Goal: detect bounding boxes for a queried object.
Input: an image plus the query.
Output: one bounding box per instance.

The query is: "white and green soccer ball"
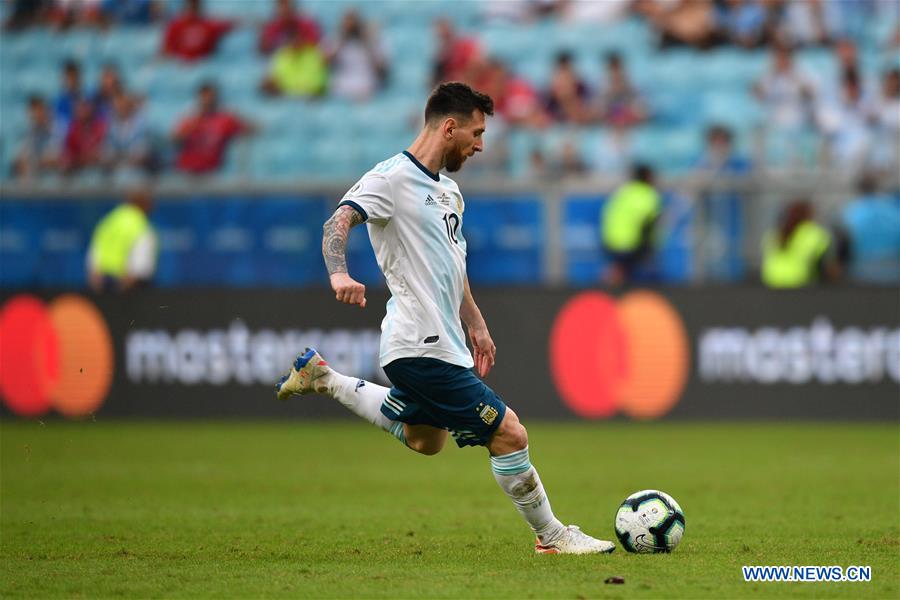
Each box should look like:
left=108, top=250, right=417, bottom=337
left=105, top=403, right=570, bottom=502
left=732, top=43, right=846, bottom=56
left=614, top=490, right=685, bottom=553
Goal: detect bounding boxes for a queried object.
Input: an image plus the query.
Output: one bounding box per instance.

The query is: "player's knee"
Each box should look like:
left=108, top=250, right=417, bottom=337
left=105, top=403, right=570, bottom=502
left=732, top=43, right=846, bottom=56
left=508, top=423, right=528, bottom=450
left=408, top=437, right=443, bottom=456
left=498, top=409, right=528, bottom=450
left=405, top=427, right=447, bottom=456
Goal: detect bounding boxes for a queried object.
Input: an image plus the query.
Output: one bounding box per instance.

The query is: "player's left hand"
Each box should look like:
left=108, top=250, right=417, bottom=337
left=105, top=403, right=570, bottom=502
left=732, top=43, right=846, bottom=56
left=468, top=326, right=496, bottom=378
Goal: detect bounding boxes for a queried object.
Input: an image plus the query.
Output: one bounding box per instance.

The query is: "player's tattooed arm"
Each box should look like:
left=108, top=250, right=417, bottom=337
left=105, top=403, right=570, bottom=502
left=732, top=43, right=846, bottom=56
left=322, top=205, right=365, bottom=275
left=323, top=205, right=368, bottom=308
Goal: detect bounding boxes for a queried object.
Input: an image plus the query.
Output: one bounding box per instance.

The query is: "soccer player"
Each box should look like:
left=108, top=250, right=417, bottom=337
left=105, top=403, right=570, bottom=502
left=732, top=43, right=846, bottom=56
left=276, top=82, right=614, bottom=554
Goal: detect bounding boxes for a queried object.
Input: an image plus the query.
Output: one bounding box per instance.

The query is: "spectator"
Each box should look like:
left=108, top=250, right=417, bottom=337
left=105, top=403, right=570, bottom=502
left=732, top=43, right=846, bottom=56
left=259, top=0, right=320, bottom=55
left=753, top=42, right=815, bottom=130
left=260, top=26, right=327, bottom=97
left=48, top=0, right=104, bottom=28
left=91, top=63, right=125, bottom=122
left=87, top=188, right=157, bottom=293
left=54, top=59, right=84, bottom=127
left=696, top=125, right=751, bottom=174
left=550, top=140, right=589, bottom=178
left=60, top=99, right=107, bottom=174
left=529, top=147, right=548, bottom=176
left=173, top=82, right=252, bottom=174
left=636, top=0, right=721, bottom=49
left=694, top=125, right=752, bottom=281
left=593, top=52, right=648, bottom=128
left=761, top=199, right=839, bottom=288
left=816, top=70, right=871, bottom=171
left=13, top=95, right=60, bottom=179
left=601, top=164, right=661, bottom=286
left=834, top=37, right=859, bottom=81
left=545, top=51, right=591, bottom=124
left=480, top=0, right=536, bottom=23
left=718, top=0, right=769, bottom=48
left=840, top=173, right=900, bottom=284
left=432, top=18, right=483, bottom=86
left=4, top=0, right=52, bottom=30
left=557, top=0, right=631, bottom=24
left=324, top=10, right=388, bottom=102
left=477, top=58, right=548, bottom=128
left=869, top=68, right=900, bottom=171
left=775, top=0, right=838, bottom=47
left=102, top=92, right=154, bottom=174
left=162, top=0, right=232, bottom=62
left=100, top=0, right=165, bottom=25
left=815, top=37, right=867, bottom=104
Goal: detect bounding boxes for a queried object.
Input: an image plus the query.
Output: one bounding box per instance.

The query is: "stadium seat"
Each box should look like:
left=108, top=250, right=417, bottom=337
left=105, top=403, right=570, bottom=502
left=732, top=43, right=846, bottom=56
left=217, top=26, right=258, bottom=60
left=629, top=126, right=703, bottom=174
left=206, top=0, right=271, bottom=22
left=97, top=27, right=160, bottom=66
left=702, top=92, right=765, bottom=132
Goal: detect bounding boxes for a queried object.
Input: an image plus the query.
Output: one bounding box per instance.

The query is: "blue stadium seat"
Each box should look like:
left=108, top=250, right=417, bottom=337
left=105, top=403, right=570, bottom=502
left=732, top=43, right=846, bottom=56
left=206, top=0, right=271, bottom=21
left=143, top=96, right=186, bottom=134
left=647, top=89, right=704, bottom=127
left=642, top=49, right=701, bottom=92
left=10, top=67, right=57, bottom=100
left=702, top=92, right=765, bottom=131
left=698, top=49, right=765, bottom=89
left=97, top=27, right=160, bottom=66
left=2, top=30, right=55, bottom=67
left=761, top=128, right=822, bottom=169
left=630, top=127, right=703, bottom=174
left=217, top=26, right=258, bottom=60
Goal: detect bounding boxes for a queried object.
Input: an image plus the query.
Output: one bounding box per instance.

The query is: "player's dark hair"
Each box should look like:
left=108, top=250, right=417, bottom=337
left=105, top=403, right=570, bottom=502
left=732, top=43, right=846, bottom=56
left=556, top=50, right=574, bottom=66
left=632, top=163, right=654, bottom=184
left=706, top=124, right=732, bottom=143
left=424, top=82, right=493, bottom=125
left=198, top=80, right=218, bottom=95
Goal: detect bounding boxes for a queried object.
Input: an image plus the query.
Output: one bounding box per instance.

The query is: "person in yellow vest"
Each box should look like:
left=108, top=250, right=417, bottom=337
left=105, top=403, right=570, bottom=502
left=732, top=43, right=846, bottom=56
left=87, top=188, right=157, bottom=293
left=601, top=163, right=660, bottom=286
left=761, top=200, right=841, bottom=288
left=260, top=25, right=327, bottom=97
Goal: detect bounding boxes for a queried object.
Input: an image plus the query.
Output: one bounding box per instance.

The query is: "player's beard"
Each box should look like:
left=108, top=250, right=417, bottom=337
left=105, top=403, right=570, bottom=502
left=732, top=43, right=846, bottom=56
left=445, top=146, right=465, bottom=172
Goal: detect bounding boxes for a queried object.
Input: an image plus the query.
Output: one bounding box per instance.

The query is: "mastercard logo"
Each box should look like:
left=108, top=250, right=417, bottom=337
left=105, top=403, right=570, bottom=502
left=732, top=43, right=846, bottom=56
left=550, top=291, right=689, bottom=419
left=0, top=294, right=113, bottom=417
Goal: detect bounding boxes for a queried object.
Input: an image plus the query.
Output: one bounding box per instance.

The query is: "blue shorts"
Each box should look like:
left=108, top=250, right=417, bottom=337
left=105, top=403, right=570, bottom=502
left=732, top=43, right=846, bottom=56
left=380, top=357, right=508, bottom=448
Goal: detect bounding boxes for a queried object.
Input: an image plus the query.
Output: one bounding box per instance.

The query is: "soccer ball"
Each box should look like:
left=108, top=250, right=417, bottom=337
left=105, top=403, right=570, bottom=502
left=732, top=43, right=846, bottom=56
left=614, top=490, right=685, bottom=553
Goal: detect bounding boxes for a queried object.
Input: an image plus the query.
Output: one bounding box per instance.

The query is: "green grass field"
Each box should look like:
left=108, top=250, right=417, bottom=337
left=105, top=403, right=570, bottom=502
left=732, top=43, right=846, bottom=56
left=1, top=421, right=897, bottom=598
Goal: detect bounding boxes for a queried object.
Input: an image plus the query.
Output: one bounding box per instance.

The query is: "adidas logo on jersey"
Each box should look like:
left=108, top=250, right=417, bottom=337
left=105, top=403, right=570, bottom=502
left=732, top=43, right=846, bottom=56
left=425, top=194, right=437, bottom=206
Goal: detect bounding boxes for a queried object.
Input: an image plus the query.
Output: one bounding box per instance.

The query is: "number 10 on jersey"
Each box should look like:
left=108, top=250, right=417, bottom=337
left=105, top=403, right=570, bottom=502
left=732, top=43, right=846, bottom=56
left=442, top=213, right=460, bottom=245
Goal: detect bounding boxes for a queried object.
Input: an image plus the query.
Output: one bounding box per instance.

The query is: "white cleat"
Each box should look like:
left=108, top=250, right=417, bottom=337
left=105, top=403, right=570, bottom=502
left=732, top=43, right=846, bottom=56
left=275, top=347, right=332, bottom=401
left=535, top=525, right=616, bottom=555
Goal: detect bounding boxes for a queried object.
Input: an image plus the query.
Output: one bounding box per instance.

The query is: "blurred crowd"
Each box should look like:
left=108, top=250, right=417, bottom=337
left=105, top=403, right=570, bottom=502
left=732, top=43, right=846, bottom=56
left=6, top=0, right=899, bottom=182
left=4, top=0, right=898, bottom=288
left=9, top=0, right=392, bottom=179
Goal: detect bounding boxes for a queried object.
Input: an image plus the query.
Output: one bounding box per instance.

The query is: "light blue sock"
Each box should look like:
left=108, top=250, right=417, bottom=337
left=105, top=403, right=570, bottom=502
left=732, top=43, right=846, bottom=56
left=491, top=446, right=565, bottom=543
left=388, top=421, right=407, bottom=445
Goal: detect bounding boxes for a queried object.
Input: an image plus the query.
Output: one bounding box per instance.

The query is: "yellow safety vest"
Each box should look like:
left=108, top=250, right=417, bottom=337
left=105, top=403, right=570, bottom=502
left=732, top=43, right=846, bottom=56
left=601, top=181, right=661, bottom=252
left=272, top=45, right=327, bottom=96
left=762, top=221, right=831, bottom=288
left=89, top=204, right=151, bottom=278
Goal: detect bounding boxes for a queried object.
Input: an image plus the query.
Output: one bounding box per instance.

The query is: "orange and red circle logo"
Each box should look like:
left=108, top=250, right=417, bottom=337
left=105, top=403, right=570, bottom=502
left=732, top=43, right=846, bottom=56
left=550, top=290, right=689, bottom=419
left=0, top=294, right=113, bottom=417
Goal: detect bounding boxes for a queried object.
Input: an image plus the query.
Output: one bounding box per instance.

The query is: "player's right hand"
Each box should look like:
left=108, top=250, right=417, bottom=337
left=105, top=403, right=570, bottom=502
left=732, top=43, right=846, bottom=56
left=330, top=272, right=367, bottom=308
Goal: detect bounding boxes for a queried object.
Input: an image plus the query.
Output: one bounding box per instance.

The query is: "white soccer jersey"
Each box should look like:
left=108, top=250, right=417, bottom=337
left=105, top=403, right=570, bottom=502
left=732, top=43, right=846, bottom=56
left=338, top=151, right=473, bottom=369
